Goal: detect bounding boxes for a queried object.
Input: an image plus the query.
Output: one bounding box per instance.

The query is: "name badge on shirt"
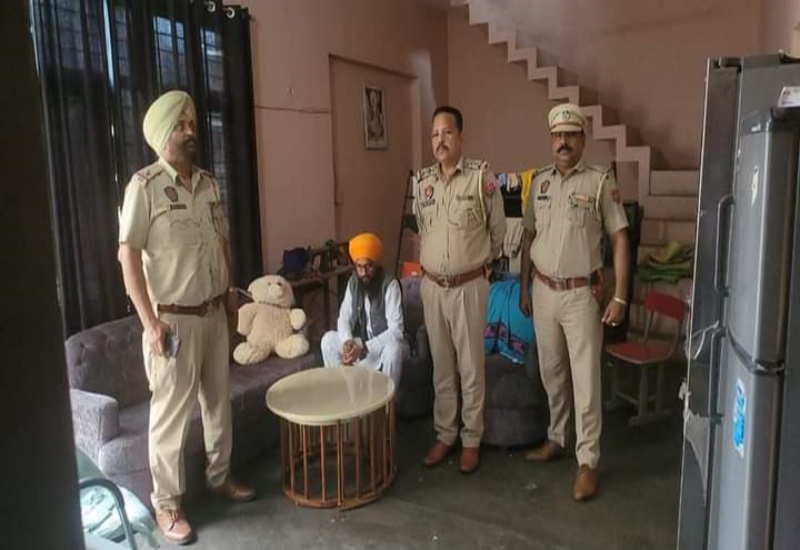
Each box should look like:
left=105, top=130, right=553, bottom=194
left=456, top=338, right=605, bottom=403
left=568, top=192, right=599, bottom=218
left=169, top=203, right=188, bottom=211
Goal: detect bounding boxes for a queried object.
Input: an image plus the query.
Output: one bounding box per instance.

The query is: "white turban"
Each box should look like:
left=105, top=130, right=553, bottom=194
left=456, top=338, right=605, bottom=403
left=142, top=90, right=196, bottom=154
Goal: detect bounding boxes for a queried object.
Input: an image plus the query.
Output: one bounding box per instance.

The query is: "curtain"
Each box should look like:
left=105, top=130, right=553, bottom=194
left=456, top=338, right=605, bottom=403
left=31, top=0, right=261, bottom=336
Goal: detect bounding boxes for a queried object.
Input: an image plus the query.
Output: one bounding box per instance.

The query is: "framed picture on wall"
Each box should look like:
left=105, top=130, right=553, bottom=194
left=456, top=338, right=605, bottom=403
left=363, top=85, right=387, bottom=149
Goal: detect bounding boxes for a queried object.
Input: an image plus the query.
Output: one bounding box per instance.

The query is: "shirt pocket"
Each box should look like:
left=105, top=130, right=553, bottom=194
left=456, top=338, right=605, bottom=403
left=567, top=204, right=588, bottom=227
left=450, top=199, right=483, bottom=230
left=534, top=199, right=552, bottom=230
left=207, top=200, right=228, bottom=239
left=167, top=206, right=201, bottom=245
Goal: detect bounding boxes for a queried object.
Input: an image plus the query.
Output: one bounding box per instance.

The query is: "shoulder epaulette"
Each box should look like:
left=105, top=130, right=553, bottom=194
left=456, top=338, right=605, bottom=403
left=586, top=164, right=611, bottom=175
left=416, top=165, right=438, bottom=181
left=462, top=158, right=487, bottom=171
left=197, top=167, right=215, bottom=179
left=533, top=164, right=555, bottom=178
left=132, top=162, right=164, bottom=186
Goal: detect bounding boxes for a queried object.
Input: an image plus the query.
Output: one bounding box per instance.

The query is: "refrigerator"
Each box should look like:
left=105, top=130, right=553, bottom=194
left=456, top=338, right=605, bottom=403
left=678, top=54, right=800, bottom=550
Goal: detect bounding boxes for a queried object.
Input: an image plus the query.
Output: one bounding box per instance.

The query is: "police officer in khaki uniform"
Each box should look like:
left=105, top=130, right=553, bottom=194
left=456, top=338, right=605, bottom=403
left=414, top=106, right=506, bottom=474
left=118, top=91, right=254, bottom=545
left=519, top=103, right=630, bottom=502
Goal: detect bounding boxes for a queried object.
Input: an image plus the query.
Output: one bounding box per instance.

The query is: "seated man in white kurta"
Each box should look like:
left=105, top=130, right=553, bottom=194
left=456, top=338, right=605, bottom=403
left=321, top=232, right=409, bottom=386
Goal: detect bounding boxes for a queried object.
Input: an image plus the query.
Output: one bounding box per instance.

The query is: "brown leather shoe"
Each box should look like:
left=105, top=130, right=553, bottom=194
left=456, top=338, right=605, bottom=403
left=212, top=478, right=256, bottom=502
left=156, top=508, right=195, bottom=545
left=423, top=440, right=454, bottom=467
left=524, top=440, right=565, bottom=462
left=573, top=465, right=599, bottom=501
left=460, top=446, right=480, bottom=474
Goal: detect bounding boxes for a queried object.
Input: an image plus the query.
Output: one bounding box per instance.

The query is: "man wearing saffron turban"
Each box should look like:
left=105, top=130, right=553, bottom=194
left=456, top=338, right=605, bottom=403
left=321, top=232, right=409, bottom=385
left=118, top=90, right=253, bottom=545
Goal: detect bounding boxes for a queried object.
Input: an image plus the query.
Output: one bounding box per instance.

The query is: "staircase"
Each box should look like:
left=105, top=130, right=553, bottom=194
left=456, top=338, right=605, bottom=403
left=449, top=0, right=698, bottom=323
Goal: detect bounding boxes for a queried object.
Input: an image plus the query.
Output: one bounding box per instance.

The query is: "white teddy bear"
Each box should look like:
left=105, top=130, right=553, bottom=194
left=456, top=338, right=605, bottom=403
left=233, top=274, right=310, bottom=364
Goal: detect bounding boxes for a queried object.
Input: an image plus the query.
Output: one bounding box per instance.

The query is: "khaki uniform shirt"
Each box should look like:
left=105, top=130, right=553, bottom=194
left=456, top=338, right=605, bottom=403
left=413, top=157, right=506, bottom=275
left=521, top=161, right=628, bottom=278
left=118, top=158, right=230, bottom=306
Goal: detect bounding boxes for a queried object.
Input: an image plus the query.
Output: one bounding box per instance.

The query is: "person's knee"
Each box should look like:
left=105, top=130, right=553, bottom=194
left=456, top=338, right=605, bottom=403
left=321, top=331, right=343, bottom=366
left=321, top=331, right=340, bottom=351
left=382, top=340, right=406, bottom=363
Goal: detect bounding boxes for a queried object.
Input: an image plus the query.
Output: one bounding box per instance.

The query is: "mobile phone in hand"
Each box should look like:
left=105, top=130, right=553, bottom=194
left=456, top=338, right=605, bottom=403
left=164, top=331, right=181, bottom=358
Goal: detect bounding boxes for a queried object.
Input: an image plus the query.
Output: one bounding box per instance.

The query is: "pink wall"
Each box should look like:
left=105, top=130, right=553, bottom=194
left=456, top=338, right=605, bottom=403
left=448, top=11, right=635, bottom=200
left=240, top=0, right=448, bottom=272
left=329, top=58, right=416, bottom=271
left=452, top=0, right=762, bottom=170
left=760, top=0, right=800, bottom=54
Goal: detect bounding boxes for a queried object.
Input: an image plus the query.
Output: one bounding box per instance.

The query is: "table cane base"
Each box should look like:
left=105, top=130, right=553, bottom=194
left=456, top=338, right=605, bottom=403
left=278, top=400, right=396, bottom=509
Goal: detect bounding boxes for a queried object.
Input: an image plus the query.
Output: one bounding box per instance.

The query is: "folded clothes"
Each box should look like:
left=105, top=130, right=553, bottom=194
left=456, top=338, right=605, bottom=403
left=503, top=221, right=525, bottom=259
left=638, top=240, right=694, bottom=283
left=484, top=276, right=535, bottom=364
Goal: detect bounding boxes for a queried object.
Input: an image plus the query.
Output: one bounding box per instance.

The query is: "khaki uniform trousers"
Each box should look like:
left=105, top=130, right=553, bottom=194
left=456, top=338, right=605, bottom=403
left=144, top=305, right=232, bottom=510
left=421, top=276, right=489, bottom=448
left=532, top=278, right=602, bottom=469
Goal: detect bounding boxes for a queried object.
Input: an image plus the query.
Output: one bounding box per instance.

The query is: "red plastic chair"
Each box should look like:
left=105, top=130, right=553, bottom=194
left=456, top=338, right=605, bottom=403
left=604, top=291, right=688, bottom=426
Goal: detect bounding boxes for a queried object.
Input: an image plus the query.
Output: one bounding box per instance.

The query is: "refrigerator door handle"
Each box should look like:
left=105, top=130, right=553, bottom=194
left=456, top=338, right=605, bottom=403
left=707, top=325, right=726, bottom=423
left=714, top=194, right=735, bottom=297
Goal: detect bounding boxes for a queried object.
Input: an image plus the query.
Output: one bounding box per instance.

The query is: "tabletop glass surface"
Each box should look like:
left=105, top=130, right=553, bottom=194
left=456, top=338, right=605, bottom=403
left=266, top=366, right=395, bottom=425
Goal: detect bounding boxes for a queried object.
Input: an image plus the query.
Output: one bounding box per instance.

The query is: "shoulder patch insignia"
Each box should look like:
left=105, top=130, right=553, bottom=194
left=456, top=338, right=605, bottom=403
left=611, top=188, right=621, bottom=204
left=484, top=180, right=497, bottom=196
left=164, top=186, right=179, bottom=202
left=541, top=180, right=550, bottom=194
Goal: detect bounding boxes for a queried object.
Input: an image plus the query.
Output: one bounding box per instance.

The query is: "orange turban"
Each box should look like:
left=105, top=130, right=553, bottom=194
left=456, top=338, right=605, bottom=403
left=349, top=232, right=383, bottom=263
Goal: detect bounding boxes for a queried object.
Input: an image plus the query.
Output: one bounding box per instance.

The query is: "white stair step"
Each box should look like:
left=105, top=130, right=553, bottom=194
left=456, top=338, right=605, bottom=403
left=593, top=124, right=627, bottom=142
left=641, top=219, right=697, bottom=245
left=641, top=196, right=698, bottom=221
left=508, top=45, right=537, bottom=65
left=549, top=84, right=580, bottom=104
left=487, top=22, right=515, bottom=46
left=528, top=65, right=557, bottom=83
left=650, top=170, right=699, bottom=196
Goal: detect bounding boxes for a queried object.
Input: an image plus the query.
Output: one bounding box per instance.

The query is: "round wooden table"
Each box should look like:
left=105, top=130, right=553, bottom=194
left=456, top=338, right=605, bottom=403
left=265, top=367, right=396, bottom=509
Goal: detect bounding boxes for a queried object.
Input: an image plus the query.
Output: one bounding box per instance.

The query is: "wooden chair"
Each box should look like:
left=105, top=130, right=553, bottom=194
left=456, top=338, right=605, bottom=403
left=604, top=291, right=688, bottom=426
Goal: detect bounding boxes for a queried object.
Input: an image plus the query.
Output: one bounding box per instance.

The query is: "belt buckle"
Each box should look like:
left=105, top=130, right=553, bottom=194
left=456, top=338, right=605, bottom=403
left=439, top=274, right=452, bottom=288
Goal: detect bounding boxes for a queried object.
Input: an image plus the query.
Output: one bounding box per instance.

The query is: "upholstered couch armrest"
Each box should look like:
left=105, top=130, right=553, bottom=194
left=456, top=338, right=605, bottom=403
left=69, top=388, right=120, bottom=462
left=414, top=325, right=430, bottom=359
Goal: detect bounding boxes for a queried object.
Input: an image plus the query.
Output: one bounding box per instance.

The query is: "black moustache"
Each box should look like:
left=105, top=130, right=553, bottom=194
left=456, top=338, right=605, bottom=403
left=558, top=145, right=572, bottom=153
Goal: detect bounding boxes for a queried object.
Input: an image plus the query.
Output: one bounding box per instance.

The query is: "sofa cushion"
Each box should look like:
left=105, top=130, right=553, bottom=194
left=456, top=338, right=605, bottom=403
left=99, top=399, right=206, bottom=477
left=229, top=352, right=320, bottom=425
left=66, top=316, right=150, bottom=408
left=400, top=276, right=424, bottom=339
left=482, top=348, right=549, bottom=447
left=98, top=351, right=319, bottom=477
